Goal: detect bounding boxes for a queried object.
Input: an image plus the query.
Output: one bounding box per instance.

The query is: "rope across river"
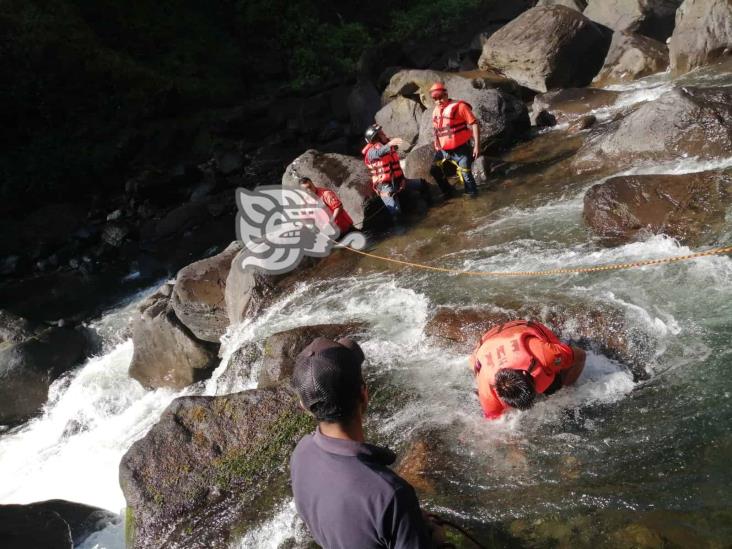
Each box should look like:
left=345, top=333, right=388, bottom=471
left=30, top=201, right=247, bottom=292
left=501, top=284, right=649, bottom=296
left=335, top=241, right=732, bottom=277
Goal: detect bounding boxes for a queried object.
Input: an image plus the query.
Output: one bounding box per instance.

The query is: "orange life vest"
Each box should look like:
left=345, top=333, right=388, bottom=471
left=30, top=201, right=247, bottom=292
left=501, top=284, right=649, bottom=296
left=432, top=100, right=473, bottom=150
left=361, top=143, right=405, bottom=191
left=471, top=320, right=567, bottom=418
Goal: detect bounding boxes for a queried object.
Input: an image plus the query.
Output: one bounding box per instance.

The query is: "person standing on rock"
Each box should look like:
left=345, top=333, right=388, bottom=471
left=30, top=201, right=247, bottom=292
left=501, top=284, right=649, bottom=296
left=469, top=320, right=586, bottom=419
left=429, top=82, right=480, bottom=198
left=290, top=337, right=442, bottom=548
left=299, top=177, right=354, bottom=236
left=362, top=124, right=432, bottom=222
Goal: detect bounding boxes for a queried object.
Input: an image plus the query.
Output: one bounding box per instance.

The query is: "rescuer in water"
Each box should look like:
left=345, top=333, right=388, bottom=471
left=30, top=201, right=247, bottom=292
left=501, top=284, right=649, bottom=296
left=469, top=320, right=587, bottom=419
left=361, top=124, right=432, bottom=222
left=429, top=82, right=481, bottom=198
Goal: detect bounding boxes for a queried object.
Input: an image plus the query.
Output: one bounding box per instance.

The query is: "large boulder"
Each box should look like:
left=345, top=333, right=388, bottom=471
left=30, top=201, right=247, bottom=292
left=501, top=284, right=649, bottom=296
left=382, top=69, right=529, bottom=106
left=425, top=303, right=654, bottom=379
left=0, top=327, right=87, bottom=425
left=478, top=6, right=611, bottom=93
left=584, top=0, right=683, bottom=41
left=129, top=290, right=218, bottom=389
left=583, top=170, right=731, bottom=245
left=171, top=242, right=242, bottom=343
left=224, top=248, right=281, bottom=326
left=258, top=323, right=366, bottom=389
left=0, top=500, right=118, bottom=549
left=592, top=31, right=669, bottom=87
left=536, top=0, right=587, bottom=10
left=531, top=88, right=620, bottom=125
left=573, top=87, right=732, bottom=175
left=374, top=97, right=425, bottom=147
left=0, top=504, right=72, bottom=549
left=669, top=0, right=732, bottom=75
left=119, top=386, right=313, bottom=548
left=282, top=149, right=388, bottom=231
left=348, top=80, right=381, bottom=134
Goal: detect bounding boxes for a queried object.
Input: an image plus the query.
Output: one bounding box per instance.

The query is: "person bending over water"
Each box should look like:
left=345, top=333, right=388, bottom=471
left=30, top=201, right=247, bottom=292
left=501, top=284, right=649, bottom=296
left=469, top=320, right=586, bottom=419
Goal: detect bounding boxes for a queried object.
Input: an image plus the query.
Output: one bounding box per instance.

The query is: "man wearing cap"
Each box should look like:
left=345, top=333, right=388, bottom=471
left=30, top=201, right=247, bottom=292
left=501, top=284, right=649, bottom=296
left=429, top=82, right=481, bottom=198
left=290, top=337, right=437, bottom=548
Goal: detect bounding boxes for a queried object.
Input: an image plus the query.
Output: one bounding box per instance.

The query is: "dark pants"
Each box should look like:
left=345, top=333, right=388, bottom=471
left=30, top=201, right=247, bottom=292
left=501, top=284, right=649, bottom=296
left=430, top=142, right=478, bottom=196
left=376, top=178, right=431, bottom=218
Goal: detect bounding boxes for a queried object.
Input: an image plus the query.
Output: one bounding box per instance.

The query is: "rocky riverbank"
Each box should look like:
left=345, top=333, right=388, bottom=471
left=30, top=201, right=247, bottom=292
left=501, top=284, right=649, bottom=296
left=2, top=1, right=731, bottom=547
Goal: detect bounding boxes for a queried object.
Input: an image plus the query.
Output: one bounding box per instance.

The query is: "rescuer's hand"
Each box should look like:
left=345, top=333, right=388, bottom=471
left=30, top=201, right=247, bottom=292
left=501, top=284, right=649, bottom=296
left=388, top=137, right=407, bottom=149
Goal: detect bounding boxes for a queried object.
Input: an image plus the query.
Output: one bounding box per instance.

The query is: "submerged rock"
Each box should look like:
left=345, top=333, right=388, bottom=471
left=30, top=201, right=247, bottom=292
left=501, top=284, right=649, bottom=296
left=171, top=242, right=241, bottom=343
left=583, top=170, right=732, bottom=246
left=592, top=31, right=669, bottom=87
left=669, top=0, right=732, bottom=75
left=129, top=292, right=218, bottom=390
left=281, top=149, right=389, bottom=232
left=0, top=327, right=87, bottom=425
left=531, top=88, right=620, bottom=125
left=478, top=6, right=611, bottom=93
left=583, top=0, right=682, bottom=41
left=425, top=303, right=653, bottom=380
left=573, top=87, right=732, bottom=175
left=119, top=386, right=313, bottom=548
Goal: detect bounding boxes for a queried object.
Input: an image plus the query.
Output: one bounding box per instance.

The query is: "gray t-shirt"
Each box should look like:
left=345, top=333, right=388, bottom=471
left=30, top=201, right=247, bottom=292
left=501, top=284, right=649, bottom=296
left=290, top=428, right=432, bottom=548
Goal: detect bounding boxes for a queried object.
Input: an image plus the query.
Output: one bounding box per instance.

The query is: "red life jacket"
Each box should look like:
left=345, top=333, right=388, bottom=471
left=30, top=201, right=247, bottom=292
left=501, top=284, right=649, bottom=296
left=361, top=143, right=405, bottom=191
left=432, top=100, right=473, bottom=150
left=470, top=320, right=568, bottom=418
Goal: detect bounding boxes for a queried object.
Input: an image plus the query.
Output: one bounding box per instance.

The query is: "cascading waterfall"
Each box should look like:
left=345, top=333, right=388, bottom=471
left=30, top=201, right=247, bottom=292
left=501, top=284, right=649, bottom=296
left=1, top=66, right=731, bottom=548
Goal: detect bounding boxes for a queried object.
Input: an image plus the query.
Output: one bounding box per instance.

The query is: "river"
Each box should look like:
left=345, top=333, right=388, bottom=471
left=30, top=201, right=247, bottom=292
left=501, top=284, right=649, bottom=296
left=1, top=63, right=731, bottom=548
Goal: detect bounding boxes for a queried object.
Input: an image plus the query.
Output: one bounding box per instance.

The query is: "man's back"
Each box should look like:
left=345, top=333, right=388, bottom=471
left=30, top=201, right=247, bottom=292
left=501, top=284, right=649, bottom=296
left=290, top=428, right=430, bottom=549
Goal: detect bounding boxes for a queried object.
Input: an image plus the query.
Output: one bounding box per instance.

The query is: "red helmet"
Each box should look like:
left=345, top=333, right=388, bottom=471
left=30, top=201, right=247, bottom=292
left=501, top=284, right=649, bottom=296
left=429, top=82, right=447, bottom=97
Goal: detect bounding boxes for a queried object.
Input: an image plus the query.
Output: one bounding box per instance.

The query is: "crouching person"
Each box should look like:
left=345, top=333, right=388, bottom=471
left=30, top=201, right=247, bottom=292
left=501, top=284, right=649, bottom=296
left=290, top=337, right=441, bottom=548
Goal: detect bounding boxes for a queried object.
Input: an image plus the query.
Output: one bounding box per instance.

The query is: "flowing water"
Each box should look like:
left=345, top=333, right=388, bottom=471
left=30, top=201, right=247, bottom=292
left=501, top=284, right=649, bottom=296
left=1, top=64, right=731, bottom=548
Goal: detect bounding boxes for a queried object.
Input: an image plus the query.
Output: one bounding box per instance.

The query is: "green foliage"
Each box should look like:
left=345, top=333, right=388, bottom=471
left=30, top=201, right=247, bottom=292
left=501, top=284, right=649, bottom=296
left=386, top=0, right=483, bottom=41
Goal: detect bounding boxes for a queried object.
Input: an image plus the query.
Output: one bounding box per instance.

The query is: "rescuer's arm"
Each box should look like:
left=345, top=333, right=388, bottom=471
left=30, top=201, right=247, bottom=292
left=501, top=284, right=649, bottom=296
left=560, top=347, right=586, bottom=387
left=471, top=122, right=480, bottom=160
left=387, top=137, right=407, bottom=149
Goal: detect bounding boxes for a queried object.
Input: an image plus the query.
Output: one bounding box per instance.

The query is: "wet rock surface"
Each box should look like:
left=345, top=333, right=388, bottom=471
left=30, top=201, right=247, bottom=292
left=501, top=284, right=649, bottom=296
left=573, top=86, right=732, bottom=175
left=119, top=385, right=313, bottom=548
left=592, top=31, right=669, bottom=87
left=478, top=6, right=611, bottom=93
left=669, top=0, right=732, bottom=75
left=224, top=250, right=283, bottom=326
left=129, top=290, right=218, bottom=390
left=0, top=499, right=119, bottom=547
left=531, top=88, right=620, bottom=125
left=171, top=242, right=242, bottom=343
left=583, top=170, right=732, bottom=246
left=0, top=326, right=87, bottom=425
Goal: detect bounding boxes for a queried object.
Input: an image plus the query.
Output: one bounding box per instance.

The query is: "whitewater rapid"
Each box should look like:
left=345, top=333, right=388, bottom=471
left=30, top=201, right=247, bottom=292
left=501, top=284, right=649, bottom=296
left=1, top=69, right=731, bottom=548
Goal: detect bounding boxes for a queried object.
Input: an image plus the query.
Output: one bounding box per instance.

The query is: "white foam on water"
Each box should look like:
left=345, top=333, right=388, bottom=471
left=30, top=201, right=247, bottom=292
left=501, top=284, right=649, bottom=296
left=232, top=500, right=307, bottom=549
left=0, top=340, right=180, bottom=511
